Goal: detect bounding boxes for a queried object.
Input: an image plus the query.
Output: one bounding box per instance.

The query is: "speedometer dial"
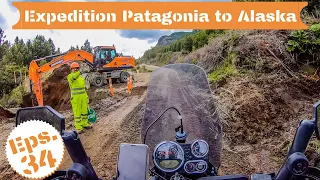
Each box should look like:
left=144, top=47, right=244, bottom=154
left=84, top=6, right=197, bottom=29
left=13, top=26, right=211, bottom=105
left=153, top=141, right=184, bottom=173
left=191, top=140, right=209, bottom=158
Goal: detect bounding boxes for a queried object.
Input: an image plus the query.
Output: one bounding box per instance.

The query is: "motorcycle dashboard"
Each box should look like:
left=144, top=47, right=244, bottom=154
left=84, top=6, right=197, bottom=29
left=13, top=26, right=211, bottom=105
left=153, top=140, right=210, bottom=174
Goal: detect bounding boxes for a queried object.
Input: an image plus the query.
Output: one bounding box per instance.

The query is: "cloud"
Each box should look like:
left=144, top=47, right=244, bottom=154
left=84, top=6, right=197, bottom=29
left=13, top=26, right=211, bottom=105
left=0, top=13, right=7, bottom=30
left=116, top=30, right=183, bottom=43
left=7, top=0, right=63, bottom=11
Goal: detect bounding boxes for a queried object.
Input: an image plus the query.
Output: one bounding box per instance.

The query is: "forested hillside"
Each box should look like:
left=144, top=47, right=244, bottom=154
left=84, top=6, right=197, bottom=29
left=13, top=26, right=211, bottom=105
left=138, top=4, right=320, bottom=84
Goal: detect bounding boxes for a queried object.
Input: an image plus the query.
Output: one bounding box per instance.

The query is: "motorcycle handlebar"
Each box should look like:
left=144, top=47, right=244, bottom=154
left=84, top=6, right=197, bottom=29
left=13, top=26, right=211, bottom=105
left=62, top=131, right=101, bottom=180
left=275, top=152, right=309, bottom=180
left=46, top=119, right=317, bottom=180
left=274, top=119, right=315, bottom=180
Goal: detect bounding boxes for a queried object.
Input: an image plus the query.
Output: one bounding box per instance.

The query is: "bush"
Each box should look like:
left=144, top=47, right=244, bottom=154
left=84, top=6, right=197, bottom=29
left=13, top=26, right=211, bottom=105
left=286, top=23, right=320, bottom=66
left=0, top=85, right=26, bottom=108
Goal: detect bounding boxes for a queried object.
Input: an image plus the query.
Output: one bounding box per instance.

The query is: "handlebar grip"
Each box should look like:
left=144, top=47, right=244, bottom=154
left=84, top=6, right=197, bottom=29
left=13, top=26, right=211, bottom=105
left=276, top=150, right=309, bottom=179
left=275, top=163, right=292, bottom=180
left=63, top=131, right=88, bottom=163
left=287, top=120, right=315, bottom=156
left=62, top=131, right=100, bottom=180
left=275, top=119, right=314, bottom=180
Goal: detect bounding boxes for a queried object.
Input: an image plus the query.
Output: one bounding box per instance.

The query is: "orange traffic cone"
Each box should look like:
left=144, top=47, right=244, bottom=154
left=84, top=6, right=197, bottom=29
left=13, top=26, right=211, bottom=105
left=127, top=74, right=133, bottom=94
left=109, top=78, right=114, bottom=96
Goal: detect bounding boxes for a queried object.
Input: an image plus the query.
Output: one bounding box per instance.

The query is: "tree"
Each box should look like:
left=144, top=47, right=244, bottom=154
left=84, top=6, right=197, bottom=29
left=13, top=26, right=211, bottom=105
left=194, top=31, right=208, bottom=49
left=56, top=47, right=61, bottom=54
left=183, top=36, right=193, bottom=52
left=0, top=28, right=6, bottom=45
left=0, top=28, right=7, bottom=59
left=48, top=38, right=56, bottom=55
left=76, top=45, right=79, bottom=50
left=31, top=35, right=51, bottom=59
left=0, top=33, right=67, bottom=101
left=69, top=46, right=76, bottom=51
left=81, top=39, right=92, bottom=53
left=14, top=36, right=19, bottom=44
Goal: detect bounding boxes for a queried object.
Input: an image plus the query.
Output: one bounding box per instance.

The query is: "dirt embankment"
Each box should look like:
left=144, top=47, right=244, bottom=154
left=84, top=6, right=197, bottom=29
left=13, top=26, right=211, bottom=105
left=174, top=30, right=320, bottom=175
left=215, top=75, right=320, bottom=175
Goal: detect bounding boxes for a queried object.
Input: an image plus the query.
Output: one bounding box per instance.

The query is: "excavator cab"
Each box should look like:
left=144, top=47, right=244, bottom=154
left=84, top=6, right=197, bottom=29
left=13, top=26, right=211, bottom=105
left=93, top=45, right=117, bottom=69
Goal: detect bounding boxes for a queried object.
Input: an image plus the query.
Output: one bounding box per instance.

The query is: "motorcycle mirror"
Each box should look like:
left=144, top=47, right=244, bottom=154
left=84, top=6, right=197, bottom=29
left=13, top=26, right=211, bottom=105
left=313, top=101, right=320, bottom=140
left=15, top=106, right=65, bottom=135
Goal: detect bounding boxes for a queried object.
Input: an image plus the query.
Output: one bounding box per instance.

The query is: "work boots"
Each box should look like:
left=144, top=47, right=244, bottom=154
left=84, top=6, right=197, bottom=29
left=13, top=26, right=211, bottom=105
left=77, top=129, right=84, bottom=134
left=75, top=124, right=93, bottom=134
left=84, top=125, right=93, bottom=129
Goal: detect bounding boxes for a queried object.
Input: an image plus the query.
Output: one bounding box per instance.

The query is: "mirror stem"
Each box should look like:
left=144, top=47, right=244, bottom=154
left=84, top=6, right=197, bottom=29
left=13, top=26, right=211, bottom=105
left=179, top=115, right=183, bottom=133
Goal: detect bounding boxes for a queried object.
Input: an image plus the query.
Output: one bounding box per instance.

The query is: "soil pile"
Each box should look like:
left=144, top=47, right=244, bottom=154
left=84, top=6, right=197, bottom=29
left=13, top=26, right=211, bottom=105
left=216, top=75, right=320, bottom=145
left=22, top=64, right=72, bottom=111
left=0, top=106, right=15, bottom=118
left=42, top=64, right=71, bottom=111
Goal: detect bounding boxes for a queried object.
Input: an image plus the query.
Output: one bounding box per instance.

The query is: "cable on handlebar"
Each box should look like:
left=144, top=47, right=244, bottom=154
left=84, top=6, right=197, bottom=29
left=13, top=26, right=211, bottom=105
left=143, top=107, right=181, bottom=144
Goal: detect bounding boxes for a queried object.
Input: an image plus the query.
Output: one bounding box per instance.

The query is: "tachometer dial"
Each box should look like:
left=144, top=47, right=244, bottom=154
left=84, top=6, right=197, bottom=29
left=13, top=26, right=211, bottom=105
left=153, top=141, right=184, bottom=173
left=191, top=140, right=209, bottom=158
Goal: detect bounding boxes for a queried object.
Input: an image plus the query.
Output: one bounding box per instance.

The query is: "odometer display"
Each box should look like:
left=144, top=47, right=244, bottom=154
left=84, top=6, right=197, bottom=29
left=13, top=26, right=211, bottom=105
left=159, top=160, right=180, bottom=169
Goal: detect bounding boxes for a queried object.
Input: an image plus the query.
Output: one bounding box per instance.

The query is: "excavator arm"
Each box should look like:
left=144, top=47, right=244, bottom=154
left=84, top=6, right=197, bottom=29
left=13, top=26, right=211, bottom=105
left=29, top=50, right=94, bottom=106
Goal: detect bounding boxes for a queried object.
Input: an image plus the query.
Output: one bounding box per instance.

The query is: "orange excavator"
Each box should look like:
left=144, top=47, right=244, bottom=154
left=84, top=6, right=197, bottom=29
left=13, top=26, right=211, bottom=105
left=29, top=45, right=136, bottom=106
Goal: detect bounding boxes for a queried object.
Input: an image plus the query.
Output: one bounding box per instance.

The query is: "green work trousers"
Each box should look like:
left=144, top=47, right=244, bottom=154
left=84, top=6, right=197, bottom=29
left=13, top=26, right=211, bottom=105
left=71, top=91, right=90, bottom=130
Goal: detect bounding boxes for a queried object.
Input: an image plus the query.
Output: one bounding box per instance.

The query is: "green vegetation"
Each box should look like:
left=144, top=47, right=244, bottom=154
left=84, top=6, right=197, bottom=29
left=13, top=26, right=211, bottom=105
left=286, top=24, right=320, bottom=67
left=138, top=0, right=320, bottom=82
left=139, top=30, right=226, bottom=66
left=156, top=31, right=199, bottom=46
left=208, top=52, right=237, bottom=83
left=0, top=85, right=26, bottom=107
left=139, top=22, right=320, bottom=86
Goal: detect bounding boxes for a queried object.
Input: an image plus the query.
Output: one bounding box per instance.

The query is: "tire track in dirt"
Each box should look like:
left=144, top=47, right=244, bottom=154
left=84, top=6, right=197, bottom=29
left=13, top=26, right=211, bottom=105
left=59, top=75, right=149, bottom=179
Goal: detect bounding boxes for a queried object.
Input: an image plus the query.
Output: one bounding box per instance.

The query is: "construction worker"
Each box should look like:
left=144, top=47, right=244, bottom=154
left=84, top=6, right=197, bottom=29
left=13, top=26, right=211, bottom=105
left=67, top=62, right=92, bottom=133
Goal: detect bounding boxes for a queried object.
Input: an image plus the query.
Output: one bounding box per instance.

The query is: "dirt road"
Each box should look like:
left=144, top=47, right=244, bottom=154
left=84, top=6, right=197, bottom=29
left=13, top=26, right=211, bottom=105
left=0, top=71, right=151, bottom=180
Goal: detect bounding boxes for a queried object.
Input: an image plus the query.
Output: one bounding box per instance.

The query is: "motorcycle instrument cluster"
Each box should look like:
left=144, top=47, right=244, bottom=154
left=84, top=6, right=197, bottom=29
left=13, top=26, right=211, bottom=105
left=154, top=141, right=185, bottom=173
left=191, top=140, right=209, bottom=158
left=153, top=140, right=210, bottom=175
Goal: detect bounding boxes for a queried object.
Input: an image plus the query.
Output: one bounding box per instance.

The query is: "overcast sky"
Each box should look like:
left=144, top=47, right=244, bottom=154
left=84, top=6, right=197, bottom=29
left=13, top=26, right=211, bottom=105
left=0, top=0, right=231, bottom=58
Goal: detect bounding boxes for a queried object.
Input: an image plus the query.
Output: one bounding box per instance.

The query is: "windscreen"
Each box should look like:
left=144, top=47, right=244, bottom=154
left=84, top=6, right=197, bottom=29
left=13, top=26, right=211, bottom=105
left=141, top=63, right=222, bottom=169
